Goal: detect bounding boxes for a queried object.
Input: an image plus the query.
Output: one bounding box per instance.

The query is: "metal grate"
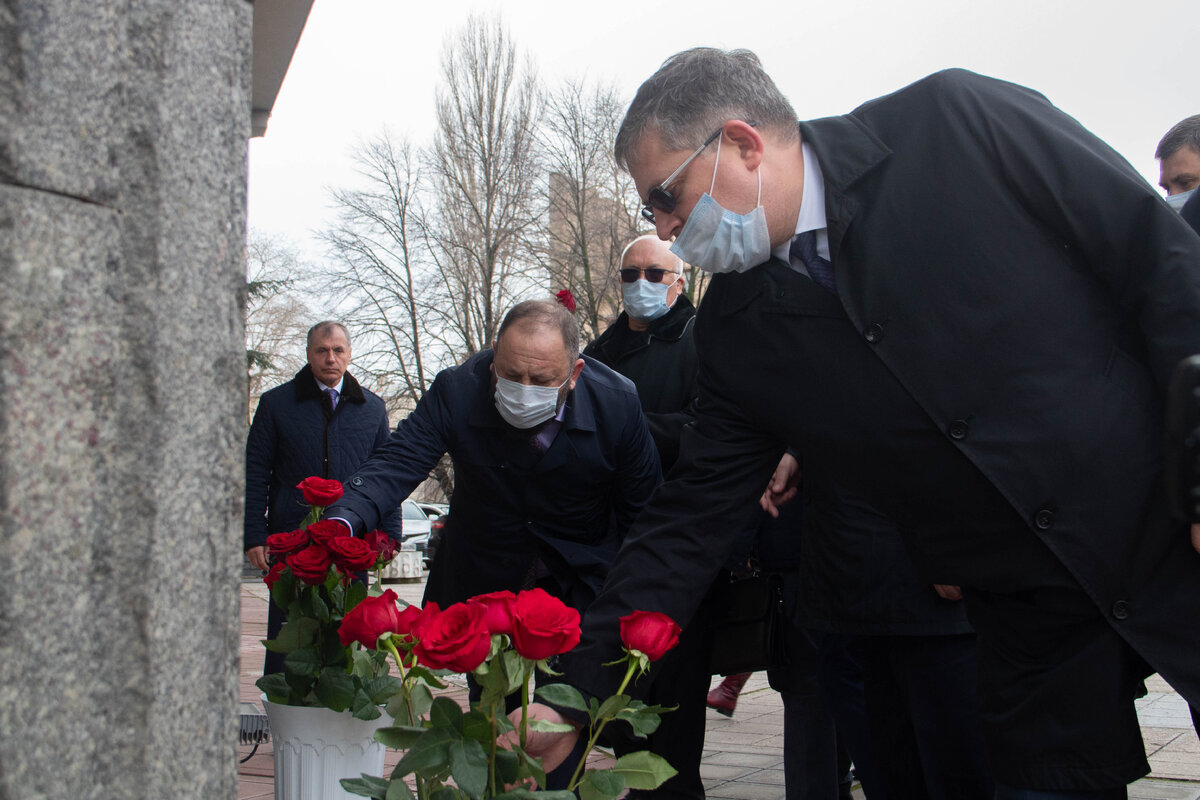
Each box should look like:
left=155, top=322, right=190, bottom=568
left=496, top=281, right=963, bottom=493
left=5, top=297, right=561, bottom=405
left=239, top=702, right=270, bottom=762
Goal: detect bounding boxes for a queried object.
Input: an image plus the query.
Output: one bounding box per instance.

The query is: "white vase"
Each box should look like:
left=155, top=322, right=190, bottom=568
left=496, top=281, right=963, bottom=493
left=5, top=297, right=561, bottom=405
left=262, top=697, right=390, bottom=800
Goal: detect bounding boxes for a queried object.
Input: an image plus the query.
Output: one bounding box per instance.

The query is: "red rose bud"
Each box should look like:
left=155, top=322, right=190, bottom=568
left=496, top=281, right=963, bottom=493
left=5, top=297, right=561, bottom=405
left=364, top=529, right=398, bottom=564
left=307, top=519, right=350, bottom=548
left=339, top=589, right=403, bottom=649
left=510, top=588, right=581, bottom=661
left=555, top=289, right=577, bottom=313
left=326, top=536, right=378, bottom=573
left=297, top=476, right=344, bottom=507
left=411, top=601, right=492, bottom=672
left=266, top=528, right=309, bottom=558
left=619, top=610, right=681, bottom=662
left=263, top=561, right=286, bottom=590
left=286, top=544, right=333, bottom=585
left=468, top=590, right=517, bottom=636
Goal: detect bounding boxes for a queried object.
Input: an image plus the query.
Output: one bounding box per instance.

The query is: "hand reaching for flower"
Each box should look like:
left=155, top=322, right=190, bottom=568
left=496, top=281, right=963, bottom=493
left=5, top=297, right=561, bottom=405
left=504, top=702, right=582, bottom=773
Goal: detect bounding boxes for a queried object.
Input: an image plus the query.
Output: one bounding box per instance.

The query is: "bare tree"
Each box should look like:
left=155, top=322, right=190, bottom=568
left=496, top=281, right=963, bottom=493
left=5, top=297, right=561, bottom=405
left=423, top=15, right=543, bottom=355
left=244, top=231, right=311, bottom=420
left=541, top=79, right=643, bottom=342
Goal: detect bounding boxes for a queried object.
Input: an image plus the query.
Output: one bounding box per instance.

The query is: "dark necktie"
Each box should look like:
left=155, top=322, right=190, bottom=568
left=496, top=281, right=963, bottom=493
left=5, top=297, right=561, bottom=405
left=324, top=387, right=339, bottom=410
left=789, top=230, right=837, bottom=294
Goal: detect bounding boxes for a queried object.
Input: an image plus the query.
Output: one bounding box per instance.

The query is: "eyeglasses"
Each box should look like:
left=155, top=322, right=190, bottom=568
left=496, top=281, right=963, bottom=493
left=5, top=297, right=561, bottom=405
left=619, top=267, right=680, bottom=284
left=640, top=128, right=723, bottom=224
left=640, top=122, right=756, bottom=224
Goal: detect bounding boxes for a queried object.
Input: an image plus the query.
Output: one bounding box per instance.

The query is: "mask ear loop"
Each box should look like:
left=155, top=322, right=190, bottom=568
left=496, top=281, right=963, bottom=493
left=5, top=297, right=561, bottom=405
left=755, top=166, right=762, bottom=207
left=709, top=135, right=722, bottom=195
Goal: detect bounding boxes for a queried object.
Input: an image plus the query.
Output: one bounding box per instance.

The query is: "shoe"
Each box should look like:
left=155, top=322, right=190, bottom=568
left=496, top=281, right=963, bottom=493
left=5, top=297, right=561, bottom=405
left=706, top=672, right=751, bottom=717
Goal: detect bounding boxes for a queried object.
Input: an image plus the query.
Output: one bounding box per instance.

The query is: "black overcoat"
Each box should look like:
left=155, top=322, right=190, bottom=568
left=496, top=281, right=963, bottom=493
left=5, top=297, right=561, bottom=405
left=564, top=69, right=1200, bottom=706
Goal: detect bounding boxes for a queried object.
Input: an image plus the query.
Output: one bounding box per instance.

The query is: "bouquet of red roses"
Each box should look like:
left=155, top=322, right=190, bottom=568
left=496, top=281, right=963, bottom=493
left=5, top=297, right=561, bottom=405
left=255, top=476, right=403, bottom=718
left=338, top=588, right=681, bottom=799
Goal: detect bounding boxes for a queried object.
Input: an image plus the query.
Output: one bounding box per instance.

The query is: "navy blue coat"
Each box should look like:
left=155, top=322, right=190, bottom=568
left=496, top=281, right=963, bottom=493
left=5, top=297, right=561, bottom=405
left=244, top=365, right=397, bottom=549
left=326, top=350, right=661, bottom=612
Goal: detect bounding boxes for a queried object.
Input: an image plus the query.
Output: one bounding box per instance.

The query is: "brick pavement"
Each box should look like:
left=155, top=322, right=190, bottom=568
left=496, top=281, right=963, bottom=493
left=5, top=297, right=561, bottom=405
left=237, top=576, right=1200, bottom=799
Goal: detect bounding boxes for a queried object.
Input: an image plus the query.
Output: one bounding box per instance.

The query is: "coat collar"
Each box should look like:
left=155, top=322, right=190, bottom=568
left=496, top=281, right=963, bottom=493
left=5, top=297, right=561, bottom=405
left=589, top=295, right=696, bottom=360
left=292, top=364, right=367, bottom=404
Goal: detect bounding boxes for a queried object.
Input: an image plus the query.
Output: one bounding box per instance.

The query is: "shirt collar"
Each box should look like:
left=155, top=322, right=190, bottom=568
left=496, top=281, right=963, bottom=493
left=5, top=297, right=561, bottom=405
left=772, top=142, right=828, bottom=262
left=315, top=376, right=345, bottom=395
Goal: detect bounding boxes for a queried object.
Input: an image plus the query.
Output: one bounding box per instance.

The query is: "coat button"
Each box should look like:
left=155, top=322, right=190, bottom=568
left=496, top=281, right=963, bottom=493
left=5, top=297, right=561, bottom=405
left=1111, top=600, right=1129, bottom=620
left=1033, top=509, right=1054, bottom=530
left=351, top=476, right=363, bottom=487
left=948, top=420, right=969, bottom=440
left=864, top=323, right=884, bottom=343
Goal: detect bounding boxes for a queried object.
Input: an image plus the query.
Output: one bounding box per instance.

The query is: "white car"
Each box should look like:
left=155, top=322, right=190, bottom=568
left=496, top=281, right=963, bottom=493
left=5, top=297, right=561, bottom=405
left=398, top=499, right=433, bottom=552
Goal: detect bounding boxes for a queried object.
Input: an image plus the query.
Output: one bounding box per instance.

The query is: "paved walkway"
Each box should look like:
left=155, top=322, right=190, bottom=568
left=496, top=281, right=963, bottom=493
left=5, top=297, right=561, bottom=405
left=237, top=575, right=1200, bottom=800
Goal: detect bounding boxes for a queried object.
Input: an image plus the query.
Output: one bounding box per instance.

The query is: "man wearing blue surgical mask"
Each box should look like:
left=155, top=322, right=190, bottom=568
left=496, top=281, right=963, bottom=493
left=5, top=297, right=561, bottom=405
left=1157, top=115, right=1200, bottom=231
left=584, top=235, right=697, bottom=471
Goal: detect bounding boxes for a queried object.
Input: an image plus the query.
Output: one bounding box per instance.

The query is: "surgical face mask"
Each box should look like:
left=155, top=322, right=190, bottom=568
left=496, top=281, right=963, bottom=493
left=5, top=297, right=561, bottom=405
left=494, top=373, right=569, bottom=429
left=1166, top=187, right=1196, bottom=212
left=669, top=137, right=771, bottom=273
left=622, top=277, right=673, bottom=321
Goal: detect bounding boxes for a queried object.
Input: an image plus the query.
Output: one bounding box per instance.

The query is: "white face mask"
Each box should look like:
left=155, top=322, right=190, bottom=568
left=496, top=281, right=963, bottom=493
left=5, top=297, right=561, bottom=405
left=494, top=374, right=569, bottom=429
left=1166, top=187, right=1196, bottom=212
left=669, top=137, right=771, bottom=273
left=622, top=278, right=673, bottom=321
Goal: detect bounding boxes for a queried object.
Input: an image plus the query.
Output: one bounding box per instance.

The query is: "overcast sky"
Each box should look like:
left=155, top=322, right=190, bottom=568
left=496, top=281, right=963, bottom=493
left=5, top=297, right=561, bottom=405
left=248, top=0, right=1197, bottom=260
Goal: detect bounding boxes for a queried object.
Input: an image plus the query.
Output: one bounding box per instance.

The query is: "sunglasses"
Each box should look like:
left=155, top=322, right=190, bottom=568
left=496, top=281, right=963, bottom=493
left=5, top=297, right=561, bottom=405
left=619, top=267, right=680, bottom=284
left=640, top=122, right=756, bottom=224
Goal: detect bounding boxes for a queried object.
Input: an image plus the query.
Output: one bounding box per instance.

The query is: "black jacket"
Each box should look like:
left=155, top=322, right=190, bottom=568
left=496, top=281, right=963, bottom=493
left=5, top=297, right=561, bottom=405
left=244, top=365, right=397, bottom=549
left=564, top=69, right=1200, bottom=707
left=583, top=296, right=697, bottom=471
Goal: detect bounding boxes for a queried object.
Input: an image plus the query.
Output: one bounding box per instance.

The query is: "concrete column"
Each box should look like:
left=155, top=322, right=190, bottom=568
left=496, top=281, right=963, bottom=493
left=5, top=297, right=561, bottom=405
left=0, top=1, right=251, bottom=796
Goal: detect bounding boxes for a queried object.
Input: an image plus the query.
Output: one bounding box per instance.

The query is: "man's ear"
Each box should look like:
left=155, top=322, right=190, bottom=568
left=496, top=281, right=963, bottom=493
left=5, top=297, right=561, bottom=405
left=568, top=357, right=585, bottom=389
left=723, top=119, right=764, bottom=171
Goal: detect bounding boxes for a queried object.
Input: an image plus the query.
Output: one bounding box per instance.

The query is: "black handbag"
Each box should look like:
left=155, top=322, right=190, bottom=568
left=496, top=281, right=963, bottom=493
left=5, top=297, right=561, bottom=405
left=707, top=572, right=786, bottom=676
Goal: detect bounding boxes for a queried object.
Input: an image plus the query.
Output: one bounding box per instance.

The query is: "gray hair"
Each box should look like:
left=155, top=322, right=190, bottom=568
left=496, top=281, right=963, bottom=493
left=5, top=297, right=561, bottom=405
left=1156, top=114, right=1200, bottom=160
left=614, top=47, right=799, bottom=170
left=497, top=299, right=580, bottom=360
left=307, top=321, right=351, bottom=348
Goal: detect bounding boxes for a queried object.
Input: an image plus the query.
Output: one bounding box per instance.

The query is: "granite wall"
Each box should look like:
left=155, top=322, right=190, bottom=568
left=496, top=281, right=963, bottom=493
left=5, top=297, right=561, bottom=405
left=0, top=1, right=251, bottom=796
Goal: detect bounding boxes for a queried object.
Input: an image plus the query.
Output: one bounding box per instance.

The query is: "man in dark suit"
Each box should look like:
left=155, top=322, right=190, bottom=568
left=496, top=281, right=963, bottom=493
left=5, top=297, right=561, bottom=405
left=325, top=298, right=661, bottom=616
left=525, top=49, right=1200, bottom=800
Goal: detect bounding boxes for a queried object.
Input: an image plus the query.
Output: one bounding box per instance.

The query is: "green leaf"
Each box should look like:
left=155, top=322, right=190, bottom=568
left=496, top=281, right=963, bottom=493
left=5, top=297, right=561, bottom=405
left=578, top=769, right=626, bottom=800
left=595, top=694, right=630, bottom=720
left=267, top=616, right=319, bottom=653
left=255, top=673, right=291, bottom=701
left=612, top=751, right=677, bottom=790
left=406, top=666, right=448, bottom=689
left=526, top=718, right=575, bottom=733
left=311, top=588, right=331, bottom=623
left=340, top=775, right=388, bottom=799
left=284, top=646, right=322, bottom=677
left=493, top=748, right=520, bottom=785
left=516, top=748, right=546, bottom=790
left=375, top=725, right=426, bottom=751
left=351, top=692, right=382, bottom=721
left=533, top=683, right=589, bottom=713
left=448, top=738, right=488, bottom=799
left=429, top=788, right=466, bottom=800
left=429, top=696, right=464, bottom=734
left=503, top=650, right=528, bottom=694
left=314, top=668, right=356, bottom=711
left=394, top=727, right=455, bottom=777
left=364, top=675, right=404, bottom=705
left=461, top=709, right=492, bottom=744
left=283, top=670, right=315, bottom=700
left=385, top=778, right=416, bottom=800
left=345, top=579, right=368, bottom=612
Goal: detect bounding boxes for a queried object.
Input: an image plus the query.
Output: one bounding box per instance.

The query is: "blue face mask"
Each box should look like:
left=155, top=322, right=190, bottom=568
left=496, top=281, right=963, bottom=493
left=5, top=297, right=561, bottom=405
left=669, top=137, right=771, bottom=273
left=1166, top=187, right=1196, bottom=212
left=622, top=277, right=673, bottom=321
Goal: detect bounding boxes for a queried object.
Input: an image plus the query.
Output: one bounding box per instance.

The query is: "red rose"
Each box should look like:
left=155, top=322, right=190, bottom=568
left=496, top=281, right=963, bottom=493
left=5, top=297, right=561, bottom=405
left=307, top=519, right=349, bottom=548
left=266, top=528, right=309, bottom=558
left=555, top=289, right=577, bottom=313
left=326, top=536, right=378, bottom=573
left=364, top=529, right=398, bottom=565
left=263, top=561, right=286, bottom=590
left=411, top=602, right=492, bottom=672
left=297, top=476, right=343, bottom=507
left=339, top=589, right=402, bottom=648
left=619, top=610, right=681, bottom=662
left=286, top=544, right=333, bottom=585
left=509, top=588, right=581, bottom=661
left=394, top=604, right=423, bottom=639
left=468, top=590, right=517, bottom=636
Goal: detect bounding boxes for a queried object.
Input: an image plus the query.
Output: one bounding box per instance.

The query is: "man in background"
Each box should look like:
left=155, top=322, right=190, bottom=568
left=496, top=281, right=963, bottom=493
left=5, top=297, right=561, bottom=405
left=244, top=321, right=398, bottom=674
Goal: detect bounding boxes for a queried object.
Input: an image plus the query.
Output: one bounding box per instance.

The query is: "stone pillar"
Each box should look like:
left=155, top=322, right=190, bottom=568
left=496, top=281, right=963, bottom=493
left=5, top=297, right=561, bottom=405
left=0, top=1, right=251, bottom=797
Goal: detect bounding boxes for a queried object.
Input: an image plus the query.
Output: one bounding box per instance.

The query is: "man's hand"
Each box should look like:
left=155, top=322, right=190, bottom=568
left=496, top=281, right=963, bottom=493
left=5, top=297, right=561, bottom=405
left=933, top=584, right=963, bottom=601
left=760, top=452, right=802, bottom=518
left=506, top=702, right=582, bottom=774
left=1192, top=523, right=1200, bottom=555
left=246, top=546, right=269, bottom=572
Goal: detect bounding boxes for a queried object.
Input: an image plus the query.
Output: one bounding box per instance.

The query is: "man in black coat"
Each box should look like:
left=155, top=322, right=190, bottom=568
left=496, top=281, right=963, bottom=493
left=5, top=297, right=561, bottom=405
left=525, top=50, right=1200, bottom=799
left=244, top=321, right=399, bottom=673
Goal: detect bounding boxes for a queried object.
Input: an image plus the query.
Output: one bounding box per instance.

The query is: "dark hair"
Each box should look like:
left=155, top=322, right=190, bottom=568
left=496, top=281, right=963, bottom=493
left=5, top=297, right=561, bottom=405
left=1156, top=114, right=1200, bottom=160
left=614, top=47, right=799, bottom=170
left=496, top=299, right=580, bottom=359
left=307, top=321, right=351, bottom=349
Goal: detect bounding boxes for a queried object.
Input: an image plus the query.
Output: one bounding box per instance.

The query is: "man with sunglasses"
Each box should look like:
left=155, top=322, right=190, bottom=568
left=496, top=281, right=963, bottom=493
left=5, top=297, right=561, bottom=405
left=520, top=48, right=1200, bottom=800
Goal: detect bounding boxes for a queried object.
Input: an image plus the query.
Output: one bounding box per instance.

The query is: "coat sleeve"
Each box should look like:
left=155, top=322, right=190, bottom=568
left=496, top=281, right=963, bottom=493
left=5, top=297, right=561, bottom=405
left=325, top=374, right=452, bottom=533
left=243, top=396, right=277, bottom=550
left=938, top=70, right=1200, bottom=389
left=609, top=394, right=663, bottom=542
left=372, top=403, right=405, bottom=542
